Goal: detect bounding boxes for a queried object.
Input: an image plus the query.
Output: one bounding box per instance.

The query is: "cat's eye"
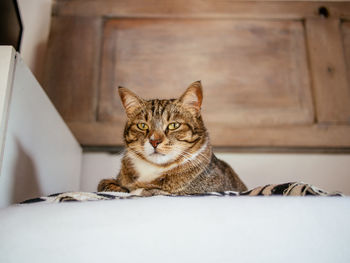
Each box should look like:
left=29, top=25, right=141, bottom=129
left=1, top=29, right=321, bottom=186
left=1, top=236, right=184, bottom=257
left=168, top=122, right=181, bottom=130
left=137, top=123, right=149, bottom=130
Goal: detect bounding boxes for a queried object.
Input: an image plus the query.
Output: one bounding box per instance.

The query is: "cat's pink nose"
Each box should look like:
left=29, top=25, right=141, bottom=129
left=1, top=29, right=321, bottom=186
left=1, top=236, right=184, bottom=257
left=149, top=139, right=162, bottom=148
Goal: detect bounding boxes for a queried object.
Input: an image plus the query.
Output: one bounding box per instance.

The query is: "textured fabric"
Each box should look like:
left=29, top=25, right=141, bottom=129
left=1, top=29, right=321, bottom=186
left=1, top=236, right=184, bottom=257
left=21, top=182, right=342, bottom=204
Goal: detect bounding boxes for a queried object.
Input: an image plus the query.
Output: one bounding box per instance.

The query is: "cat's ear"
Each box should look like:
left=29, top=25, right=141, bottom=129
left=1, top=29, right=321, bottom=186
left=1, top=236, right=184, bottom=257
left=118, top=87, right=144, bottom=117
left=179, top=81, right=203, bottom=115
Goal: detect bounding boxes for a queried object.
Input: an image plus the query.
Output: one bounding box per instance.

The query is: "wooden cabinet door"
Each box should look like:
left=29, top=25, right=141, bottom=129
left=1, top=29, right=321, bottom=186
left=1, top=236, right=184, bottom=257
left=99, top=19, right=314, bottom=128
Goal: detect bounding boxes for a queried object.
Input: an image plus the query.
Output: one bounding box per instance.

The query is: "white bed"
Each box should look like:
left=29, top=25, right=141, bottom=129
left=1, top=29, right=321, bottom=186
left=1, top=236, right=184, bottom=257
left=1, top=196, right=350, bottom=263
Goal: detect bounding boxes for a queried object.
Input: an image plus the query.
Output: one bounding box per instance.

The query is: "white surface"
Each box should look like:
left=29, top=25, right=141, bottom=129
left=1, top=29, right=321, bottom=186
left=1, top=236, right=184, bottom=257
left=217, top=153, right=350, bottom=195
left=81, top=152, right=350, bottom=194
left=81, top=152, right=122, bottom=191
left=0, top=197, right=349, bottom=263
left=0, top=52, right=82, bottom=208
left=17, top=0, right=52, bottom=84
left=0, top=46, right=15, bottom=172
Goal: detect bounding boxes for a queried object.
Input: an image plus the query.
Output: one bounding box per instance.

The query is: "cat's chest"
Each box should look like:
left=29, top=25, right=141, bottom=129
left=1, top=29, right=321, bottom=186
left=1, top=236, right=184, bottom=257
left=131, top=157, right=167, bottom=183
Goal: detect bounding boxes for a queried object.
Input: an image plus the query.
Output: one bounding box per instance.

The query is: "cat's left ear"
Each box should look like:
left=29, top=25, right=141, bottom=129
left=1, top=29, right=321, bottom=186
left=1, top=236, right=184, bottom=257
left=118, top=87, right=144, bottom=117
left=179, top=81, right=203, bottom=115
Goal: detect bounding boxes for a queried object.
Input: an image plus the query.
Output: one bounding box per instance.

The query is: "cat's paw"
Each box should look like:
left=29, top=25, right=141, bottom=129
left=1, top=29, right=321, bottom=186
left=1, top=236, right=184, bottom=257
left=130, top=188, right=145, bottom=196
left=97, top=179, right=129, bottom=192
left=130, top=188, right=171, bottom=197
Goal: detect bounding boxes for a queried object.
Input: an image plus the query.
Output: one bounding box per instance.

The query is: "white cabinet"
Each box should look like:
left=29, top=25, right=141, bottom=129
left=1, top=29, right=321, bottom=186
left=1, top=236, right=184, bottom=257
left=0, top=46, right=82, bottom=208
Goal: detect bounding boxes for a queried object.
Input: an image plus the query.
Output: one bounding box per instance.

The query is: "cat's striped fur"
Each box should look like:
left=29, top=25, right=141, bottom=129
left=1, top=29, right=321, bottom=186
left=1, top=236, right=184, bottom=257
left=98, top=81, right=247, bottom=195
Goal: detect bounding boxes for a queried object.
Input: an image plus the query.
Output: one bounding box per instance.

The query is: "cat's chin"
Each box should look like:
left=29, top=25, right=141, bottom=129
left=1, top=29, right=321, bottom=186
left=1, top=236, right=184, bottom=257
left=146, top=152, right=173, bottom=165
left=143, top=142, right=177, bottom=165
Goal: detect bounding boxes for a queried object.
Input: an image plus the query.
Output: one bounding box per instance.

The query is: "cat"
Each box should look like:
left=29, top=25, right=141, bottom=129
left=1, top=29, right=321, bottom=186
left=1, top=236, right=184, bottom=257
left=98, top=81, right=247, bottom=196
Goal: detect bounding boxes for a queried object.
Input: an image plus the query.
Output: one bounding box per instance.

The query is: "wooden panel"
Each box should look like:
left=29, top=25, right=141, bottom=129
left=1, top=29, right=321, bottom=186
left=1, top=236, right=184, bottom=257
left=68, top=121, right=350, bottom=147
left=306, top=18, right=350, bottom=123
left=99, top=19, right=314, bottom=127
left=43, top=17, right=101, bottom=122
left=340, top=21, right=350, bottom=124
left=53, top=0, right=350, bottom=19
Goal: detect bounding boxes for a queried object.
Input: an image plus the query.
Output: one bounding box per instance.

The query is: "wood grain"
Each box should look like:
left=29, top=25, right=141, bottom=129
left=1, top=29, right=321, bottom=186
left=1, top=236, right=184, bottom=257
left=306, top=18, right=350, bottom=123
left=43, top=16, right=101, bottom=122
left=68, top=121, right=350, bottom=147
left=340, top=21, right=350, bottom=123
left=99, top=18, right=314, bottom=127
left=53, top=0, right=350, bottom=19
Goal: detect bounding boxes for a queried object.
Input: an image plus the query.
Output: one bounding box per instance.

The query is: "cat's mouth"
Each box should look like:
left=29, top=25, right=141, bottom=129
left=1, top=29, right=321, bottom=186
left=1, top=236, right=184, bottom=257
left=150, top=150, right=165, bottom=156
left=143, top=143, right=174, bottom=164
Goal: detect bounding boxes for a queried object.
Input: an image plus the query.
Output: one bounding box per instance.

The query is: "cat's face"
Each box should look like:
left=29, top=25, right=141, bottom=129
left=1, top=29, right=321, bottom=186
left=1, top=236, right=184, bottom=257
left=119, top=81, right=207, bottom=165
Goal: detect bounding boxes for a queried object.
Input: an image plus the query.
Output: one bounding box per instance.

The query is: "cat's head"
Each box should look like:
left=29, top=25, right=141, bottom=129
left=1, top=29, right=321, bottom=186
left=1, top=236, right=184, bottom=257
left=119, top=81, right=208, bottom=166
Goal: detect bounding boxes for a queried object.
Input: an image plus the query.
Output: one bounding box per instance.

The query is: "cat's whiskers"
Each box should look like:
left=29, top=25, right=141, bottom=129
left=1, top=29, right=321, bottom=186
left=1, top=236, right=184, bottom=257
left=183, top=152, right=212, bottom=177
left=169, top=147, right=212, bottom=177
left=129, top=138, right=212, bottom=179
left=172, top=142, right=211, bottom=166
left=183, top=148, right=213, bottom=175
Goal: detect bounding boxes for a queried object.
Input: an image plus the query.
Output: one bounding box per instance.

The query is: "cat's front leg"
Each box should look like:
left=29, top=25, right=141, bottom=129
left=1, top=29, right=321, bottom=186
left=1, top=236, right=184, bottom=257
left=130, top=188, right=171, bottom=197
left=97, top=179, right=129, bottom=192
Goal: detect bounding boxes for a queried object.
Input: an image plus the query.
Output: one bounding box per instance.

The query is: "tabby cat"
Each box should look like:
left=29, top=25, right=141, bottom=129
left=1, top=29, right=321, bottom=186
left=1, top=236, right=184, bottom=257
left=98, top=81, right=247, bottom=195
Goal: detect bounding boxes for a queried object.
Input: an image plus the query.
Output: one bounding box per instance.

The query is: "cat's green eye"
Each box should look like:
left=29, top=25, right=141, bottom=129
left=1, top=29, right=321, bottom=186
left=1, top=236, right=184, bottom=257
left=137, top=123, right=149, bottom=130
left=168, top=122, right=181, bottom=130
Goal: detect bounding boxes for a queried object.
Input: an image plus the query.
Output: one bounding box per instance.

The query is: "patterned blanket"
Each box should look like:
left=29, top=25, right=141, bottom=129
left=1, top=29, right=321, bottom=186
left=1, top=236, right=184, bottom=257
left=21, top=182, right=343, bottom=204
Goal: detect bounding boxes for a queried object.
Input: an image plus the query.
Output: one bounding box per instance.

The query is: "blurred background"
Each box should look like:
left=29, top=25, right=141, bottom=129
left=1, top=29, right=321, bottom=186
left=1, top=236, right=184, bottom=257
left=3, top=0, right=350, bottom=195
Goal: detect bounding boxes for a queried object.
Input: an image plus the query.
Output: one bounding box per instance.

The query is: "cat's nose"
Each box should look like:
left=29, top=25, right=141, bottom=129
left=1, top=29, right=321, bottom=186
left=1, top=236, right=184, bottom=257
left=149, top=138, right=162, bottom=149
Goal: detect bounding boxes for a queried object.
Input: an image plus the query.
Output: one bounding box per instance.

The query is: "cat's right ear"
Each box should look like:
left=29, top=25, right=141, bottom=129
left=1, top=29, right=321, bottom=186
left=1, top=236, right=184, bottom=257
left=118, top=87, right=144, bottom=117
left=179, top=81, right=203, bottom=116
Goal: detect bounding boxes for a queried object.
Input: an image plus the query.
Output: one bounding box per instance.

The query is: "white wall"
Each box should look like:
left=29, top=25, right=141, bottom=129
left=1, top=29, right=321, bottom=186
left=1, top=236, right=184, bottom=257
left=217, top=153, right=350, bottom=195
left=0, top=47, right=16, bottom=172
left=81, top=153, right=123, bottom=192
left=0, top=48, right=82, bottom=207
left=81, top=152, right=350, bottom=195
left=17, top=0, right=52, bottom=84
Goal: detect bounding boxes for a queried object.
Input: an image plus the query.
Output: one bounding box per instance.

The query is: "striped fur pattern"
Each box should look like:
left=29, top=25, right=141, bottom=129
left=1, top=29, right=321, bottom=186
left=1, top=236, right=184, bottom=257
left=98, top=81, right=247, bottom=195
